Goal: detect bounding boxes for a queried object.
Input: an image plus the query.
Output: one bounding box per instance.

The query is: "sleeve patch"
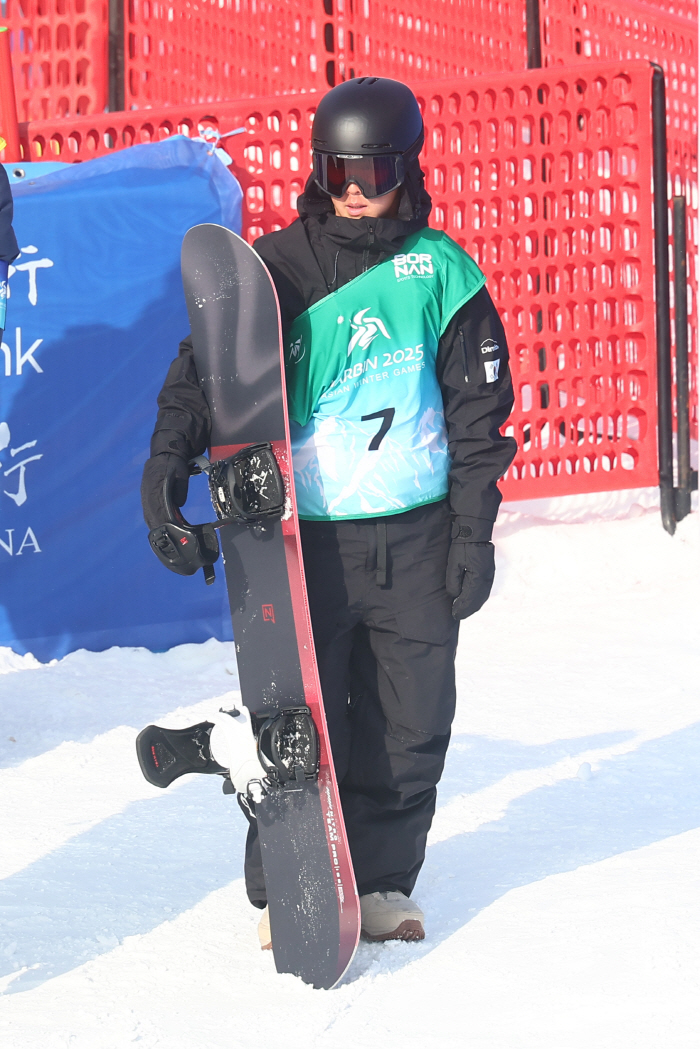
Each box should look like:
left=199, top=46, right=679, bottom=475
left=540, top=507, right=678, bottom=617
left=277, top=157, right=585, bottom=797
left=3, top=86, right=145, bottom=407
left=484, top=359, right=500, bottom=383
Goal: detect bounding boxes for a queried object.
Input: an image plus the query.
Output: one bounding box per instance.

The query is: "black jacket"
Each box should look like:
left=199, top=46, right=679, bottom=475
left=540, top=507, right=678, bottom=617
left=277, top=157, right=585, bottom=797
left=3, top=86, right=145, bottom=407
left=0, top=166, right=19, bottom=265
left=148, top=168, right=516, bottom=539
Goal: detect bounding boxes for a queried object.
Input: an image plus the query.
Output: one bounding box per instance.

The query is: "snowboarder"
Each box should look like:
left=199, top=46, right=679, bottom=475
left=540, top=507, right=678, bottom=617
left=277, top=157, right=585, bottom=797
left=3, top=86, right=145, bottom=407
left=141, top=76, right=517, bottom=947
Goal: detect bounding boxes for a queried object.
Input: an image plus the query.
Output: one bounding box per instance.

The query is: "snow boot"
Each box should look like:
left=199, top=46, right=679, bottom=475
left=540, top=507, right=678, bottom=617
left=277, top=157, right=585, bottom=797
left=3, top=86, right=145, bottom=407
left=257, top=907, right=272, bottom=950
left=359, top=891, right=425, bottom=942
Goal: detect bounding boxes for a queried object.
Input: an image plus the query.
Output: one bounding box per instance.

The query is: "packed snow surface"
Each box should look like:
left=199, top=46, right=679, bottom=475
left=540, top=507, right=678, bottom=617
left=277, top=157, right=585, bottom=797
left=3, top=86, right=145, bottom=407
left=0, top=506, right=698, bottom=1049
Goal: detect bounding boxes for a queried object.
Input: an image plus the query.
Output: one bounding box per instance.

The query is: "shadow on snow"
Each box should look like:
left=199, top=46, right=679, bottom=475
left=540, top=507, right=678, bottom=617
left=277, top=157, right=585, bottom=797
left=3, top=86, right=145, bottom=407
left=2, top=724, right=699, bottom=994
left=0, top=773, right=248, bottom=994
left=437, top=729, right=634, bottom=803
left=344, top=721, right=700, bottom=983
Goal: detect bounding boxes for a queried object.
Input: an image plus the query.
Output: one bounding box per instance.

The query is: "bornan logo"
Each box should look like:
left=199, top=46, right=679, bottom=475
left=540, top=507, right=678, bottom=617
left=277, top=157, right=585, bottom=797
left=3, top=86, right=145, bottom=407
left=347, top=308, right=390, bottom=356
left=393, top=252, right=434, bottom=280
left=288, top=336, right=305, bottom=364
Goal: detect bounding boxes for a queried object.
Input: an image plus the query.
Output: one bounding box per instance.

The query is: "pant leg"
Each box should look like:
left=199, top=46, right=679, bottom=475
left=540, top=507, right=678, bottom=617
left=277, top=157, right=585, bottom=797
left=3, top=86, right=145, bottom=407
left=241, top=501, right=458, bottom=904
left=239, top=796, right=266, bottom=909
left=342, top=634, right=455, bottom=897
left=341, top=501, right=459, bottom=896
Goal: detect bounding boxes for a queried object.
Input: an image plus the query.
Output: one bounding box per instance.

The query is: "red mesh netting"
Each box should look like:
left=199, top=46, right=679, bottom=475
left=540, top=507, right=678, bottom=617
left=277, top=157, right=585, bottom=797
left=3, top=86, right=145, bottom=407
left=540, top=0, right=698, bottom=453
left=19, top=61, right=669, bottom=501
left=0, top=0, right=107, bottom=122
left=123, top=0, right=527, bottom=110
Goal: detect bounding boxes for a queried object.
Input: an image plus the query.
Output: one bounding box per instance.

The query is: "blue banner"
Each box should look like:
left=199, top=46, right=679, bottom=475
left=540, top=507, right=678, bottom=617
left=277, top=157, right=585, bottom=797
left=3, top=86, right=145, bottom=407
left=0, top=139, right=242, bottom=660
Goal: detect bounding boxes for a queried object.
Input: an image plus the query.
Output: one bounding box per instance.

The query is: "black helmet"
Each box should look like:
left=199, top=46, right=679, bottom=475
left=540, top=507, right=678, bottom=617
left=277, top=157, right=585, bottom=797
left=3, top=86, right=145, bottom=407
left=312, top=77, right=424, bottom=200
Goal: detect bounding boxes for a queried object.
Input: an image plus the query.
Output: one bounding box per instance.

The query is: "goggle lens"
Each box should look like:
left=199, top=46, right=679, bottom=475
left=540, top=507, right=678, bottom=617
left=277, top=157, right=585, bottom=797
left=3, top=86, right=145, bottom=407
left=314, top=153, right=404, bottom=199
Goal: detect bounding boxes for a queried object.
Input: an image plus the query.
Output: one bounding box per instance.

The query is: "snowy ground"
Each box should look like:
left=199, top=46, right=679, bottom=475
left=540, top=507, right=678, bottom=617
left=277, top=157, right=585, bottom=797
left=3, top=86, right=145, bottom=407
left=0, top=502, right=698, bottom=1049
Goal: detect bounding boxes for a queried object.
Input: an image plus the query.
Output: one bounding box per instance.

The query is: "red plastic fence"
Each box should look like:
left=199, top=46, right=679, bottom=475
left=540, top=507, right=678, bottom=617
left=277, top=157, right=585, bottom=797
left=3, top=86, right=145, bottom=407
left=125, top=0, right=326, bottom=108
left=16, top=62, right=663, bottom=501
left=541, top=0, right=697, bottom=179
left=298, top=0, right=528, bottom=88
left=631, top=0, right=696, bottom=13
left=0, top=26, right=22, bottom=158
left=417, top=63, right=660, bottom=499
left=539, top=0, right=698, bottom=445
left=0, top=0, right=107, bottom=122
left=123, top=0, right=528, bottom=110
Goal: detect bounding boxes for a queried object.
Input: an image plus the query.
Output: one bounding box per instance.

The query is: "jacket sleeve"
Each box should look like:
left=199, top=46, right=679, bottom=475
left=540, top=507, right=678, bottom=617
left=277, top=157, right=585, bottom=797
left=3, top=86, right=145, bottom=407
left=0, top=166, right=19, bottom=264
left=436, top=286, right=517, bottom=541
left=148, top=334, right=212, bottom=460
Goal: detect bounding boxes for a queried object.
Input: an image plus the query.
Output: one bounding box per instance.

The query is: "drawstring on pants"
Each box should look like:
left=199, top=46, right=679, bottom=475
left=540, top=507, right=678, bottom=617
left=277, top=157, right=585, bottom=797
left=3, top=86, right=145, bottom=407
left=376, top=519, right=387, bottom=587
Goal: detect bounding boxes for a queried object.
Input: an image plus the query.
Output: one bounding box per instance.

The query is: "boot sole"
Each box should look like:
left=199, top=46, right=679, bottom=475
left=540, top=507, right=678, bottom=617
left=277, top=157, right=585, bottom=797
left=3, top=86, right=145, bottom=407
left=362, top=919, right=425, bottom=942
left=261, top=919, right=425, bottom=949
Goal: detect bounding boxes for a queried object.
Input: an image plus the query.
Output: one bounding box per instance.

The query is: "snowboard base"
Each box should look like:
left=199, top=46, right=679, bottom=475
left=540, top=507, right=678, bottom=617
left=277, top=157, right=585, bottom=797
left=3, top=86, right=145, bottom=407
left=161, top=222, right=361, bottom=988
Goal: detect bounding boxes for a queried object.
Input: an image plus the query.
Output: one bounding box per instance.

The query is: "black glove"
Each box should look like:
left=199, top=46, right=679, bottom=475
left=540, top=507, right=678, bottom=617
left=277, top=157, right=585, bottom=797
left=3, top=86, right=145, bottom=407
left=446, top=521, right=496, bottom=620
left=141, top=452, right=191, bottom=530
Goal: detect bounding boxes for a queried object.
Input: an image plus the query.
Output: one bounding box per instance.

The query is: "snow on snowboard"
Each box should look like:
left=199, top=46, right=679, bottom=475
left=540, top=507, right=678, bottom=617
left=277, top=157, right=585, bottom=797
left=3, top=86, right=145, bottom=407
left=136, top=224, right=360, bottom=989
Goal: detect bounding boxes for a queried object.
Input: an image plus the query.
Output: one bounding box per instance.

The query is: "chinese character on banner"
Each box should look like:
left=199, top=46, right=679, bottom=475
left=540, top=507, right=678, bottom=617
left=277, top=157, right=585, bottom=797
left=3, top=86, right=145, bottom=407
left=0, top=421, right=43, bottom=507
left=8, top=245, right=54, bottom=306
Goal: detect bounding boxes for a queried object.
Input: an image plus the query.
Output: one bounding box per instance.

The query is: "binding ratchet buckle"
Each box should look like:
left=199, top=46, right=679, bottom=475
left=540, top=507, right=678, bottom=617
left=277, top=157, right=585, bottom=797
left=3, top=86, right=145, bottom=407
left=256, top=706, right=320, bottom=789
left=198, top=443, right=285, bottom=524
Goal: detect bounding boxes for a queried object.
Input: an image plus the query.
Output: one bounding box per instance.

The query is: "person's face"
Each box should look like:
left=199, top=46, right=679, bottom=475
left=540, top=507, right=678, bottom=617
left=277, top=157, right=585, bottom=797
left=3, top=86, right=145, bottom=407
left=331, top=182, right=401, bottom=220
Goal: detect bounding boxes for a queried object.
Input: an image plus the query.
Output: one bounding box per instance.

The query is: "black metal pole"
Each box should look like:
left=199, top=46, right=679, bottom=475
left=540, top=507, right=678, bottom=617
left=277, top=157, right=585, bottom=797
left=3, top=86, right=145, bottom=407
left=108, top=0, right=125, bottom=113
left=673, top=196, right=693, bottom=521
left=526, top=0, right=542, bottom=69
left=651, top=65, right=675, bottom=535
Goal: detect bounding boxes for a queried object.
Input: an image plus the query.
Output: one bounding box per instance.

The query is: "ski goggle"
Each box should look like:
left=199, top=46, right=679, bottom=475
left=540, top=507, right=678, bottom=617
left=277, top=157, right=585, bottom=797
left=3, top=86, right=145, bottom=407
left=313, top=151, right=406, bottom=199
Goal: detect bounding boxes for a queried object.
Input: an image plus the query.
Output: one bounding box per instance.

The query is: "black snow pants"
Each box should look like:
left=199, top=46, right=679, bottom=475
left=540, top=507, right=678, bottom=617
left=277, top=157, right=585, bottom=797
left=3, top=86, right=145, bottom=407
left=242, top=498, right=460, bottom=906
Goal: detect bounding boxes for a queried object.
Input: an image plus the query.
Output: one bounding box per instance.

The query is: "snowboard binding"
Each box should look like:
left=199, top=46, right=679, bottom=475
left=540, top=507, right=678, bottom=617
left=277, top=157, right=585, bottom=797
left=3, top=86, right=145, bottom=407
left=136, top=721, right=226, bottom=788
left=148, top=443, right=285, bottom=585
left=194, top=442, right=286, bottom=525
left=257, top=707, right=320, bottom=789
left=136, top=704, right=319, bottom=800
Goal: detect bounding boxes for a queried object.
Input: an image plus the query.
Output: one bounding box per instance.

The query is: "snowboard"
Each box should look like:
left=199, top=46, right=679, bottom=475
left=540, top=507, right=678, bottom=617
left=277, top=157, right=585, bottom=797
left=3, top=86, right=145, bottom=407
left=141, top=224, right=360, bottom=989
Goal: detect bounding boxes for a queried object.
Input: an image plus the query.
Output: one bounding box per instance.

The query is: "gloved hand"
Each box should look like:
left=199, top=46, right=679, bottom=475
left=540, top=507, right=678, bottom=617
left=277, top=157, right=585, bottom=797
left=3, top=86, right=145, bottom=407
left=141, top=452, right=191, bottom=530
left=446, top=520, right=496, bottom=620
